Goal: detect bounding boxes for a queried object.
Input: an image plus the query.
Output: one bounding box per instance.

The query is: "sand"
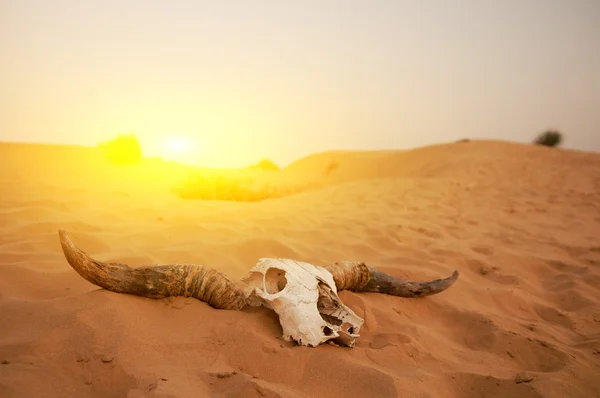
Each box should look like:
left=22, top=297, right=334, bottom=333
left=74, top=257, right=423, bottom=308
left=0, top=140, right=599, bottom=398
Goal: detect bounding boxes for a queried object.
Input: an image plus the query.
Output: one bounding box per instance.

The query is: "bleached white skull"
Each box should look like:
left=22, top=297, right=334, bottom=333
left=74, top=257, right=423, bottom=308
left=242, top=258, right=364, bottom=347
left=58, top=230, right=460, bottom=349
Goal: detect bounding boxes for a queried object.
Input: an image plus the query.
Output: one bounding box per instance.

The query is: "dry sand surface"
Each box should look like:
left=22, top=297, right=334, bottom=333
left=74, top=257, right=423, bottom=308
left=1, top=140, right=599, bottom=398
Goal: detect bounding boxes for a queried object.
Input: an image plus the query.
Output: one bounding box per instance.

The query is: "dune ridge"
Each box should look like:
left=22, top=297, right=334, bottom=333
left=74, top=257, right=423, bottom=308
left=0, top=140, right=599, bottom=397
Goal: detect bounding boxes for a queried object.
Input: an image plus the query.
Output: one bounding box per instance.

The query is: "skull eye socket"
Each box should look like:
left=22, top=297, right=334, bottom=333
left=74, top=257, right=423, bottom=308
left=264, top=268, right=287, bottom=294
left=323, top=326, right=334, bottom=336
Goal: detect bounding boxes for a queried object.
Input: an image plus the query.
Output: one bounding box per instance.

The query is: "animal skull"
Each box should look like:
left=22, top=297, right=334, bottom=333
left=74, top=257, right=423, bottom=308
left=57, top=229, right=459, bottom=348
left=243, top=258, right=363, bottom=347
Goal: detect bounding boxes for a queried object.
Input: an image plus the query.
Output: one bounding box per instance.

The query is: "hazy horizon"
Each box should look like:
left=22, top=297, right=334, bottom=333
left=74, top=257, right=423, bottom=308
left=2, top=0, right=599, bottom=167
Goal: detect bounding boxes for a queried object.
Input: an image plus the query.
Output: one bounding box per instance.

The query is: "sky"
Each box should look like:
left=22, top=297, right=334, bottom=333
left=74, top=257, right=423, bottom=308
left=1, top=0, right=599, bottom=167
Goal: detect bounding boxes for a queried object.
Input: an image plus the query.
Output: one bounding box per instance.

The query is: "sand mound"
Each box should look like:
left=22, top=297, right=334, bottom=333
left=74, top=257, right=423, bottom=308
left=1, top=140, right=599, bottom=397
left=286, top=140, right=600, bottom=187
left=174, top=140, right=600, bottom=201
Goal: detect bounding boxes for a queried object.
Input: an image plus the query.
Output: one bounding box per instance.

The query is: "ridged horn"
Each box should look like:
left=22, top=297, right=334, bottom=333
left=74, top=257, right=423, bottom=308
left=58, top=229, right=247, bottom=310
left=325, top=261, right=458, bottom=297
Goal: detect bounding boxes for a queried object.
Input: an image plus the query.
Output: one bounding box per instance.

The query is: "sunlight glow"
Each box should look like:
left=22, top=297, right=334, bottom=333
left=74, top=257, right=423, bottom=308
left=155, top=135, right=199, bottom=163
left=165, top=137, right=192, bottom=154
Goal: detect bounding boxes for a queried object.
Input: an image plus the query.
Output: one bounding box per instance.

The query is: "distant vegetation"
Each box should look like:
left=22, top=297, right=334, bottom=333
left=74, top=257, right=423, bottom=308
left=246, top=158, right=280, bottom=171
left=534, top=130, right=563, bottom=148
left=98, top=134, right=142, bottom=165
left=173, top=172, right=293, bottom=202
left=173, top=160, right=323, bottom=202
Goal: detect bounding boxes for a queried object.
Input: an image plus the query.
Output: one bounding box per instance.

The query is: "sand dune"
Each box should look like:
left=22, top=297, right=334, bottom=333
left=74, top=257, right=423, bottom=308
left=1, top=140, right=599, bottom=397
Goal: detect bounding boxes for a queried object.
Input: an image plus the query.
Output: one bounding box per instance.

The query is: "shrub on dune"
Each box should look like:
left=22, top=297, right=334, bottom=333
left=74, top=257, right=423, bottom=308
left=171, top=170, right=318, bottom=202
left=173, top=173, right=282, bottom=202
left=246, top=158, right=280, bottom=171
left=98, top=134, right=142, bottom=165
left=534, top=130, right=563, bottom=147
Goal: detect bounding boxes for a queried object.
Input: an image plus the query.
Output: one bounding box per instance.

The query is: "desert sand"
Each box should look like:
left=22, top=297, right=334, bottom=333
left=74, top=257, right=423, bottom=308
left=0, top=140, right=599, bottom=398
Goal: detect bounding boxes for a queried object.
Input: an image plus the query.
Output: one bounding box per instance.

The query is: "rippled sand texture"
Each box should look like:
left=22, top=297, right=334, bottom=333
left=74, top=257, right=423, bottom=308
left=1, top=140, right=599, bottom=398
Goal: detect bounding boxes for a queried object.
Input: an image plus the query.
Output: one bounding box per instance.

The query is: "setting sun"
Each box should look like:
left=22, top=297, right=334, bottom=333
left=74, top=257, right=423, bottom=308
left=156, top=136, right=199, bottom=162
left=165, top=137, right=192, bottom=154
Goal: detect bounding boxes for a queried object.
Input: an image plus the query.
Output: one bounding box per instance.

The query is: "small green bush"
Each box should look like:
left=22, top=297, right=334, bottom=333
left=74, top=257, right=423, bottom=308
left=534, top=130, right=563, bottom=147
left=247, top=159, right=280, bottom=171
left=98, top=134, right=142, bottom=165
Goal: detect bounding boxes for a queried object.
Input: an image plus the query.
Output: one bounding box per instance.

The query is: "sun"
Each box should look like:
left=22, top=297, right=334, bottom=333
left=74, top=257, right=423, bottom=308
left=159, top=136, right=197, bottom=162
left=166, top=137, right=191, bottom=153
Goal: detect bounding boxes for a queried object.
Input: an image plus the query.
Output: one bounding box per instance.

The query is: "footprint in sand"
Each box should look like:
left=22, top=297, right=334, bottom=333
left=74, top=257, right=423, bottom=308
left=540, top=260, right=597, bottom=311
left=448, top=372, right=543, bottom=398
left=544, top=273, right=578, bottom=291
left=437, top=309, right=569, bottom=373
left=533, top=303, right=573, bottom=330
left=544, top=260, right=589, bottom=276
left=549, top=289, right=595, bottom=312
left=471, top=246, right=494, bottom=256
left=466, top=258, right=519, bottom=285
left=369, top=332, right=412, bottom=349
left=407, top=225, right=444, bottom=239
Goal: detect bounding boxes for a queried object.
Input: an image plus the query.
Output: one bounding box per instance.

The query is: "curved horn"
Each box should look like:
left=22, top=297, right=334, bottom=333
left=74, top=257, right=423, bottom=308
left=58, top=230, right=247, bottom=310
left=325, top=261, right=458, bottom=297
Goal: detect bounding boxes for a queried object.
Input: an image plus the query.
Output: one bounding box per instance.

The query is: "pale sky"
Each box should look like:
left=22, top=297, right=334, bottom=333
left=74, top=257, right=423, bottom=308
left=1, top=0, right=599, bottom=167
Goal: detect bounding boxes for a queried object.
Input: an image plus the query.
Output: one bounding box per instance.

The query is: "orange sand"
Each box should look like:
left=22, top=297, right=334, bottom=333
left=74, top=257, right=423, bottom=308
left=0, top=140, right=599, bottom=397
